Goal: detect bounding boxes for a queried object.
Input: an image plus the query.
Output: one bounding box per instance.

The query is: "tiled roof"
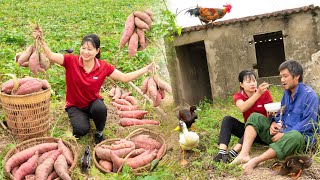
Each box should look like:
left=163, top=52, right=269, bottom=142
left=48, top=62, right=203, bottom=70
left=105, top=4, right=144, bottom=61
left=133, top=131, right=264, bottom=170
left=181, top=4, right=320, bottom=33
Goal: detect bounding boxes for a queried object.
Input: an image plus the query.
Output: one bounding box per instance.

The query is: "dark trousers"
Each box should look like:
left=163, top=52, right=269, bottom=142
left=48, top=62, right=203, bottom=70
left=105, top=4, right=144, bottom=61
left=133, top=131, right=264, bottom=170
left=66, top=99, right=107, bottom=138
left=218, top=116, right=265, bottom=147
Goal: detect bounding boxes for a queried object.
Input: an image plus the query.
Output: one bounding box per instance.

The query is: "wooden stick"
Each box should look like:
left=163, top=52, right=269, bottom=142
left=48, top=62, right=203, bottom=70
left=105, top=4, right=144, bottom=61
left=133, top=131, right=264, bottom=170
left=128, top=81, right=167, bottom=117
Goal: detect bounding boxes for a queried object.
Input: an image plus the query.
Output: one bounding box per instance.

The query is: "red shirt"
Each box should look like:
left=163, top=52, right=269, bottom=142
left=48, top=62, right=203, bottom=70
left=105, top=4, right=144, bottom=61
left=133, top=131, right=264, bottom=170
left=233, top=90, right=273, bottom=122
left=62, top=54, right=115, bottom=109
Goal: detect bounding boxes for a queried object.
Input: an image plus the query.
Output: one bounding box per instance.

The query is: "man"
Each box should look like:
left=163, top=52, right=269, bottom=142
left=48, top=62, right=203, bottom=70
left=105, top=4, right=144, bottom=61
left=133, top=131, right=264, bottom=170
left=232, top=60, right=319, bottom=174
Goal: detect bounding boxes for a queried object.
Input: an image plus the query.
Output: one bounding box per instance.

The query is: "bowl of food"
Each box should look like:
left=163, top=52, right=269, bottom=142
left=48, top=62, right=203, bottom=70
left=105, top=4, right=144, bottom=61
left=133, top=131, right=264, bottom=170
left=264, top=102, right=281, bottom=112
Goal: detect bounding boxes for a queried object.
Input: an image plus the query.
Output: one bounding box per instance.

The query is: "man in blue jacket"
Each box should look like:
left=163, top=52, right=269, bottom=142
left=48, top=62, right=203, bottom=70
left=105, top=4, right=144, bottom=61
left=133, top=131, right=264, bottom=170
left=232, top=60, right=319, bottom=174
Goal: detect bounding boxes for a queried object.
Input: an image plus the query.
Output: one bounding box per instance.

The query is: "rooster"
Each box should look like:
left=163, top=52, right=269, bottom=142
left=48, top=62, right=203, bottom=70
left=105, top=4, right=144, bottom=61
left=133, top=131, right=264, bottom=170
left=185, top=4, right=232, bottom=25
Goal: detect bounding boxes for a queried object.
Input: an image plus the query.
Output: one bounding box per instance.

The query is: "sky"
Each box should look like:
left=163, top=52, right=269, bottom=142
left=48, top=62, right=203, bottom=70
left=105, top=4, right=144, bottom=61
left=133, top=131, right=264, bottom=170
left=166, top=0, right=320, bottom=27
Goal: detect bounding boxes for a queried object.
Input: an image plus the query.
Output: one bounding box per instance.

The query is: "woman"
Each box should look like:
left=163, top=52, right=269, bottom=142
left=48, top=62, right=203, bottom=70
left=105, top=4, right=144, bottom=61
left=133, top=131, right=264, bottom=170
left=213, top=70, right=273, bottom=163
left=34, top=30, right=155, bottom=144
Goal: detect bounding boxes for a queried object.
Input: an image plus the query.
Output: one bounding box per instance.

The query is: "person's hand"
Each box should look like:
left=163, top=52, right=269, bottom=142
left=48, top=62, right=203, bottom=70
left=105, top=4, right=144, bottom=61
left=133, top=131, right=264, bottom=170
left=272, top=132, right=284, bottom=142
left=146, top=62, right=159, bottom=73
left=256, top=82, right=269, bottom=95
left=269, top=121, right=280, bottom=136
left=32, top=27, right=43, bottom=39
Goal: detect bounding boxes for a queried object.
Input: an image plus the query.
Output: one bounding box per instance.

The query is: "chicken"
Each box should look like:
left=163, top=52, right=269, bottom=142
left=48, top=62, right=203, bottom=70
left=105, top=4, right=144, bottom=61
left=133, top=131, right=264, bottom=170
left=174, top=120, right=199, bottom=166
left=185, top=4, right=232, bottom=25
left=177, top=105, right=198, bottom=129
left=271, top=155, right=313, bottom=179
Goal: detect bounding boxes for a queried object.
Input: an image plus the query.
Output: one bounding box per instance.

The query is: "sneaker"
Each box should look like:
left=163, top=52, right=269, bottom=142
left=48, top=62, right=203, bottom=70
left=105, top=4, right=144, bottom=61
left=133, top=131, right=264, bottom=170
left=94, top=133, right=105, bottom=144
left=213, top=153, right=231, bottom=163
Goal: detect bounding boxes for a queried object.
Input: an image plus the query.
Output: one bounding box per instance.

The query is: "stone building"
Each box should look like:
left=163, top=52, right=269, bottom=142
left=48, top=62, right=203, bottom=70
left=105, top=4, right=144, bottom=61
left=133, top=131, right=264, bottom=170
left=166, top=5, right=320, bottom=105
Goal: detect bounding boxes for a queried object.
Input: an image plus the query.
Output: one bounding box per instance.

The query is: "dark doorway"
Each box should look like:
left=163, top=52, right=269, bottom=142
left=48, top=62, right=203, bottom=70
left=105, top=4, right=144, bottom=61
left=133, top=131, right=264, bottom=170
left=254, top=31, right=285, bottom=77
left=175, top=41, right=212, bottom=105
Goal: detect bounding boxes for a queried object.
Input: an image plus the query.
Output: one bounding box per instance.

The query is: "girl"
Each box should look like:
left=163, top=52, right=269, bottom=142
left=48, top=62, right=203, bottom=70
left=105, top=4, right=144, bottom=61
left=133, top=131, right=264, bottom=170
left=213, top=70, right=273, bottom=163
left=34, top=30, right=155, bottom=144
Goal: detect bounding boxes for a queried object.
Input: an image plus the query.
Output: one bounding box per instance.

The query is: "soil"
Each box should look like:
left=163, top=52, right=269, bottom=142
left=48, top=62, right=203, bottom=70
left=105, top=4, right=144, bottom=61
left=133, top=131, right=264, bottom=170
left=1, top=95, right=319, bottom=180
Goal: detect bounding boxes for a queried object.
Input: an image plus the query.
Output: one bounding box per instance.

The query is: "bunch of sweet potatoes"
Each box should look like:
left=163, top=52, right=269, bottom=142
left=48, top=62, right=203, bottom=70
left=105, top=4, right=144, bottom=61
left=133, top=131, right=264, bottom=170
left=5, top=138, right=74, bottom=180
left=95, top=137, right=165, bottom=173
left=119, top=10, right=154, bottom=57
left=15, top=26, right=50, bottom=75
left=1, top=77, right=50, bottom=95
left=141, top=75, right=172, bottom=107
left=109, top=86, right=160, bottom=127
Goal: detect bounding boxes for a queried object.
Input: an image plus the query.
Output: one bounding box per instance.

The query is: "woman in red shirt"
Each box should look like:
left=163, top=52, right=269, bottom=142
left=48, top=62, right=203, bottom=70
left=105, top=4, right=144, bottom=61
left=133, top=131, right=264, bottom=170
left=213, top=70, right=273, bottom=163
left=35, top=31, right=155, bottom=144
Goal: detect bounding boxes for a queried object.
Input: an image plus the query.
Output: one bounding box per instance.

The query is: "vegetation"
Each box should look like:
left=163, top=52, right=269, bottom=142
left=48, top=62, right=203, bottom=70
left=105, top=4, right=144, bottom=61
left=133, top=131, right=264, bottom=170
left=0, top=0, right=319, bottom=180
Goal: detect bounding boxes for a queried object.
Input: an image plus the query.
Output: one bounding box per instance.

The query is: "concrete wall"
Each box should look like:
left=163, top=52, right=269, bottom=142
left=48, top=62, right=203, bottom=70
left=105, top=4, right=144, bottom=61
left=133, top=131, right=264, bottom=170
left=167, top=8, right=320, bottom=105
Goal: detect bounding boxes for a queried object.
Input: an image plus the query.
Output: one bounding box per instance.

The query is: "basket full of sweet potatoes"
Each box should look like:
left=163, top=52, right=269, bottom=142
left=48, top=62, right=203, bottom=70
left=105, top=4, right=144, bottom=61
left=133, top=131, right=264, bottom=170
left=93, top=128, right=166, bottom=174
left=4, top=137, right=78, bottom=180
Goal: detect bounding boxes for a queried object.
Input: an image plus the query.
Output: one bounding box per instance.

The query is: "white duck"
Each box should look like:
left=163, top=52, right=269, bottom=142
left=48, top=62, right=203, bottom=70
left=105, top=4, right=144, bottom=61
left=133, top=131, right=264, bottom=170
left=174, top=120, right=199, bottom=165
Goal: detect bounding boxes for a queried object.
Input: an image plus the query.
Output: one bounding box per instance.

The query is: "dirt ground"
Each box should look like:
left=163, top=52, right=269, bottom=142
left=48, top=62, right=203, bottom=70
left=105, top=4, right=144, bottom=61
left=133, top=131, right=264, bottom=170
left=1, top=96, right=320, bottom=179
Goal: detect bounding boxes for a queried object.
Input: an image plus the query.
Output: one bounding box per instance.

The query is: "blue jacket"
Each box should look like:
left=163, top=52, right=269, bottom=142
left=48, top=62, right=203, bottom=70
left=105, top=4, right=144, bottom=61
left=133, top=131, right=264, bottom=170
left=274, top=83, right=319, bottom=142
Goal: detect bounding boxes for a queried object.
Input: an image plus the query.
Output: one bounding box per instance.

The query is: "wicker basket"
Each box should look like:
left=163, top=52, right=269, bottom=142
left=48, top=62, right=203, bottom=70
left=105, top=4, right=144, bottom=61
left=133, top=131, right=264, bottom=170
left=0, top=89, right=51, bottom=142
left=4, top=137, right=78, bottom=180
left=125, top=128, right=167, bottom=173
left=93, top=138, right=122, bottom=174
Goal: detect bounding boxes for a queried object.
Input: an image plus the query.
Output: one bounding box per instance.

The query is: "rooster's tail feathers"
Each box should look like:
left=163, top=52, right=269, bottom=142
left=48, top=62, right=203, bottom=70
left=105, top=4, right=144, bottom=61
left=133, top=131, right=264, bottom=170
left=185, top=8, right=200, bottom=16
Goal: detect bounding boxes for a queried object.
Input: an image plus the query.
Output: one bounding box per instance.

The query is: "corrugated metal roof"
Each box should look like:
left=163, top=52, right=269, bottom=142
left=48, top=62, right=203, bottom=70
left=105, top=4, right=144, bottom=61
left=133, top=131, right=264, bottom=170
left=181, top=4, right=320, bottom=33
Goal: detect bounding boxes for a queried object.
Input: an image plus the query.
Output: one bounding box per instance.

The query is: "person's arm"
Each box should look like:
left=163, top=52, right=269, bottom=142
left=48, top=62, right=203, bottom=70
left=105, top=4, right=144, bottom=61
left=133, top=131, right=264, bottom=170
left=109, top=62, right=155, bottom=83
left=282, top=93, right=319, bottom=134
left=33, top=28, right=64, bottom=65
left=236, top=82, right=270, bottom=112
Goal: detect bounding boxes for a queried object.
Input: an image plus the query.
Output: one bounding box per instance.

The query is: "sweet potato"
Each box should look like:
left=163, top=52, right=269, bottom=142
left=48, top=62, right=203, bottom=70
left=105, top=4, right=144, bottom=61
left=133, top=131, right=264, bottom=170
left=1, top=77, right=36, bottom=94
left=54, top=155, right=71, bottom=180
left=108, top=87, right=116, bottom=97
left=124, top=96, right=138, bottom=106
left=156, top=144, right=165, bottom=160
left=38, top=150, right=55, bottom=165
left=5, top=143, right=58, bottom=173
left=11, top=166, right=19, bottom=177
left=158, top=88, right=165, bottom=99
left=40, top=79, right=50, bottom=89
left=144, top=9, right=154, bottom=21
left=20, top=61, right=29, bottom=67
left=141, top=77, right=150, bottom=94
left=117, top=110, right=148, bottom=119
left=15, top=51, right=24, bottom=63
left=120, top=91, right=131, bottom=99
left=153, top=75, right=172, bottom=93
left=112, top=102, right=138, bottom=111
left=153, top=91, right=162, bottom=107
left=137, top=39, right=150, bottom=51
left=112, top=87, right=122, bottom=100
left=110, top=140, right=135, bottom=150
left=114, top=98, right=132, bottom=106
left=134, top=11, right=152, bottom=27
left=120, top=118, right=160, bottom=127
left=134, top=17, right=149, bottom=30
left=128, top=148, right=146, bottom=158
left=25, top=174, right=35, bottom=180
left=136, top=28, right=146, bottom=50
left=28, top=50, right=41, bottom=75
left=95, top=147, right=112, bottom=161
left=110, top=151, right=124, bottom=173
left=47, top=171, right=59, bottom=180
left=58, top=138, right=73, bottom=165
left=128, top=32, right=138, bottom=57
left=147, top=77, right=158, bottom=101
left=125, top=149, right=157, bottom=169
left=99, top=160, right=113, bottom=172
left=14, top=151, right=39, bottom=180
left=18, top=45, right=33, bottom=66
left=39, top=53, right=50, bottom=70
left=35, top=150, right=61, bottom=180
left=14, top=79, right=43, bottom=95
left=120, top=13, right=135, bottom=49
left=130, top=134, right=162, bottom=150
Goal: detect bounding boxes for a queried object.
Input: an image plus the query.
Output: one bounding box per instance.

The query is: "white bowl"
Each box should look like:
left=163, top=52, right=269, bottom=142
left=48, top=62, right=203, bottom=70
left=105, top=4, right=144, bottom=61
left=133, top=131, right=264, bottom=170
left=264, top=102, right=281, bottom=112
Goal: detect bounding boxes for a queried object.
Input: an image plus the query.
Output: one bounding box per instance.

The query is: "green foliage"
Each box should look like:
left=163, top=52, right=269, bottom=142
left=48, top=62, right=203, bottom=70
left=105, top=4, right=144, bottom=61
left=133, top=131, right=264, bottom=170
left=0, top=0, right=178, bottom=99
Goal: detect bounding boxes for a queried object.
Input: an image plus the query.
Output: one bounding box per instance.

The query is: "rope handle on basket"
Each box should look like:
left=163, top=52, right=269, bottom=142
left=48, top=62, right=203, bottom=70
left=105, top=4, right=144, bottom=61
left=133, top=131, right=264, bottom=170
left=116, top=150, right=136, bottom=173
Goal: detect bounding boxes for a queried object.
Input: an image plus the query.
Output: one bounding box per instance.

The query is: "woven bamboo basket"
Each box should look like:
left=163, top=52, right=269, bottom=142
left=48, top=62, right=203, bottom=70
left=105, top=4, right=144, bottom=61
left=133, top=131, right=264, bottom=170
left=93, top=138, right=122, bottom=174
left=4, top=137, right=78, bottom=180
left=125, top=128, right=167, bottom=173
left=0, top=88, right=51, bottom=142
